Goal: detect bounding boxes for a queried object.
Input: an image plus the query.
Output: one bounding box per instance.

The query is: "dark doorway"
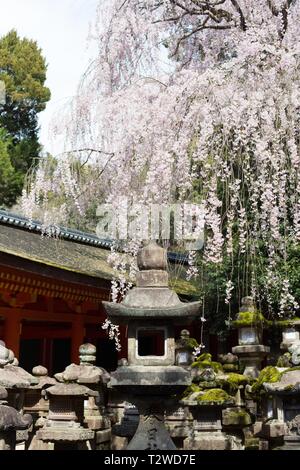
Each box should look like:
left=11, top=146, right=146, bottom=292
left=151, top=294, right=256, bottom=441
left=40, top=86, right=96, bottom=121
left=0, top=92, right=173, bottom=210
left=96, top=338, right=118, bottom=371
left=52, top=338, right=71, bottom=375
left=19, top=339, right=42, bottom=373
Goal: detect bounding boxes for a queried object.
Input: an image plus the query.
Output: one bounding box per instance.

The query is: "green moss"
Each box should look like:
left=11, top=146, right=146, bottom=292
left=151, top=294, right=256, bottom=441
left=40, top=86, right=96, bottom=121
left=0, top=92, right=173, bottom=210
left=186, top=338, right=199, bottom=350
left=282, top=384, right=295, bottom=391
left=191, top=360, right=223, bottom=373
left=197, top=388, right=233, bottom=404
left=169, top=278, right=200, bottom=297
left=282, top=365, right=300, bottom=374
left=223, top=408, right=252, bottom=427
left=245, top=437, right=260, bottom=450
left=195, top=381, right=219, bottom=389
left=197, top=353, right=212, bottom=362
left=271, top=318, right=300, bottom=327
left=252, top=366, right=282, bottom=394
left=223, top=364, right=239, bottom=372
left=232, top=311, right=266, bottom=328
left=220, top=373, right=250, bottom=393
left=276, top=353, right=292, bottom=368
left=191, top=353, right=223, bottom=372
left=182, top=383, right=201, bottom=398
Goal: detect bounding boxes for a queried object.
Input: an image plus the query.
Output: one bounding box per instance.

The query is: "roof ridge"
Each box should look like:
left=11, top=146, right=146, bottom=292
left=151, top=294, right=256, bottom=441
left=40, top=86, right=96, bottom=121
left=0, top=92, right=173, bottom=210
left=0, top=209, right=188, bottom=264
left=0, top=209, right=113, bottom=249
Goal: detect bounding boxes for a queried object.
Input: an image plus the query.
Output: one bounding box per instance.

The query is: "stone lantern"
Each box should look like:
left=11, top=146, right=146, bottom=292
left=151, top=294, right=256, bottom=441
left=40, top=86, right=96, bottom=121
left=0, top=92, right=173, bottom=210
left=36, top=380, right=97, bottom=450
left=53, top=343, right=112, bottom=449
left=175, top=330, right=195, bottom=367
left=23, top=366, right=57, bottom=450
left=232, top=297, right=270, bottom=378
left=0, top=342, right=37, bottom=410
left=263, top=369, right=300, bottom=449
left=0, top=386, right=32, bottom=451
left=23, top=366, right=56, bottom=420
left=103, top=241, right=200, bottom=450
left=0, top=342, right=37, bottom=449
left=280, top=328, right=300, bottom=352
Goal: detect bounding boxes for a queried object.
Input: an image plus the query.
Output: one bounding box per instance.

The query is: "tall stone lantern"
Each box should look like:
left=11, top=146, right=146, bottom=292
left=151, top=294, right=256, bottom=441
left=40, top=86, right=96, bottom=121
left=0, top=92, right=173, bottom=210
left=232, top=297, right=269, bottom=378
left=103, top=242, right=200, bottom=450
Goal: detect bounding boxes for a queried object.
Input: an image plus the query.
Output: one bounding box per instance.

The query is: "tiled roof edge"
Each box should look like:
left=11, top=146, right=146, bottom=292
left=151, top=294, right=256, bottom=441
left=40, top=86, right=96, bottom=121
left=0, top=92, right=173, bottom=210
left=0, top=209, right=188, bottom=265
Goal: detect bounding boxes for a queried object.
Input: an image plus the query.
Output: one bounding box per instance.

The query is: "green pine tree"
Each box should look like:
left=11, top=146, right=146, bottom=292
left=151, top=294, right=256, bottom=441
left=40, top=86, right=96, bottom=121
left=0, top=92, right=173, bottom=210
left=0, top=29, right=51, bottom=206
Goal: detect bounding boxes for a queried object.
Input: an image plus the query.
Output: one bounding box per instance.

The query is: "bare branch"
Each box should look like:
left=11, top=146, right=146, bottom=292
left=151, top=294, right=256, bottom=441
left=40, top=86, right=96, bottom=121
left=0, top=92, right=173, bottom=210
left=138, top=76, right=168, bottom=87
left=230, top=0, right=247, bottom=31
left=280, top=0, right=294, bottom=38
left=118, top=0, right=130, bottom=12
left=266, top=0, right=279, bottom=16
left=69, top=148, right=115, bottom=157
left=268, top=0, right=295, bottom=39
left=170, top=0, right=199, bottom=15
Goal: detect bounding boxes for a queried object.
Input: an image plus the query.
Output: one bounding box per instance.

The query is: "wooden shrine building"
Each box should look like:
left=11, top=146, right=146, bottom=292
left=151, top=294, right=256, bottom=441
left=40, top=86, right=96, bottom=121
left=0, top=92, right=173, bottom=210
left=0, top=210, right=122, bottom=374
left=0, top=210, right=201, bottom=375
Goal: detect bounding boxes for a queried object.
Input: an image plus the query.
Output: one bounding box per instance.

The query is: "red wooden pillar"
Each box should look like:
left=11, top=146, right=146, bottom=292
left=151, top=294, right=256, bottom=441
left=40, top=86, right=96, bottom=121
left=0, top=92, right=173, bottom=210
left=4, top=310, right=21, bottom=359
left=71, top=315, right=85, bottom=364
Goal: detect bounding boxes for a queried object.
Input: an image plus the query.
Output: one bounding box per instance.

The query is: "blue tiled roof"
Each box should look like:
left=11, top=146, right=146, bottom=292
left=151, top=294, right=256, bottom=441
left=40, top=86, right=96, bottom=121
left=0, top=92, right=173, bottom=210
left=0, top=209, right=189, bottom=265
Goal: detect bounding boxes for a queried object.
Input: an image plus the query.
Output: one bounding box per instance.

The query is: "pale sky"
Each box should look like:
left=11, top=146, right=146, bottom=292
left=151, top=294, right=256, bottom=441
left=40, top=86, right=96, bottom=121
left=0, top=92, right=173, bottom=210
left=0, top=0, right=99, bottom=154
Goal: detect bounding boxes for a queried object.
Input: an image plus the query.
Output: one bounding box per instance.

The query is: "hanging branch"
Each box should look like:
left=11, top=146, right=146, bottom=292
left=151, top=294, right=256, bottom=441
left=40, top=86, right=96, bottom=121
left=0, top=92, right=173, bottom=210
left=230, top=0, right=247, bottom=31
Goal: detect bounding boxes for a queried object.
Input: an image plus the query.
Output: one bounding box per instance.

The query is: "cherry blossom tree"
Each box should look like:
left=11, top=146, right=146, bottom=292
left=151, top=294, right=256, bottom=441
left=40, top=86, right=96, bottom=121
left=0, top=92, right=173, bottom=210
left=22, top=0, right=300, bottom=322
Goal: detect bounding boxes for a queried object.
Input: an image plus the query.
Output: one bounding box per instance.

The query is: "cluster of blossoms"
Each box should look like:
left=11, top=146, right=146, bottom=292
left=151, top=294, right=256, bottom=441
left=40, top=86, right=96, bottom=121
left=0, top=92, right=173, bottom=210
left=225, top=280, right=235, bottom=306
left=193, top=344, right=206, bottom=358
left=21, top=0, right=300, bottom=325
left=279, top=279, right=300, bottom=318
left=102, top=318, right=122, bottom=352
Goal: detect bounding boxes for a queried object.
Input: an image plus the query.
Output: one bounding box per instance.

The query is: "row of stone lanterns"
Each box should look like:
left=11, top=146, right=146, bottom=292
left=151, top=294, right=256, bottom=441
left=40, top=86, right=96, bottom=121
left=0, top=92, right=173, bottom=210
left=0, top=241, right=300, bottom=451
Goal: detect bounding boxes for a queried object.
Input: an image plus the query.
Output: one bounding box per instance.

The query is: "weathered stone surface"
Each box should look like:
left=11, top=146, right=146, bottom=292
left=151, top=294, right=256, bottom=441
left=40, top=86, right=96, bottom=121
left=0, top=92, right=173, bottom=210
left=222, top=408, right=252, bottom=427
left=0, top=405, right=32, bottom=431
left=0, top=344, right=37, bottom=389
left=184, top=432, right=230, bottom=450
left=55, top=364, right=109, bottom=385
left=95, top=428, right=111, bottom=444
left=28, top=436, right=54, bottom=450
left=232, top=345, right=270, bottom=355
left=103, top=242, right=200, bottom=323
left=111, top=435, right=128, bottom=450
left=109, top=366, right=191, bottom=388
left=0, top=342, right=10, bottom=367
left=0, top=431, right=15, bottom=450
left=85, top=416, right=110, bottom=431
left=251, top=421, right=263, bottom=436
left=218, top=353, right=239, bottom=364
left=37, top=428, right=94, bottom=442
left=280, top=329, right=300, bottom=352
left=165, top=406, right=192, bottom=439
left=137, top=242, right=167, bottom=271
left=0, top=366, right=34, bottom=389
left=104, top=301, right=200, bottom=323
left=127, top=412, right=176, bottom=450
left=79, top=343, right=97, bottom=365
left=11, top=365, right=37, bottom=385
left=264, top=370, right=300, bottom=394
left=289, top=343, right=300, bottom=366
left=103, top=242, right=199, bottom=451
left=136, top=270, right=169, bottom=287
left=127, top=323, right=175, bottom=366
left=43, top=383, right=98, bottom=398
left=232, top=345, right=270, bottom=378
left=30, top=366, right=56, bottom=390
left=261, top=420, right=286, bottom=438
left=244, top=437, right=260, bottom=450
left=0, top=386, right=8, bottom=401
left=112, top=406, right=139, bottom=438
